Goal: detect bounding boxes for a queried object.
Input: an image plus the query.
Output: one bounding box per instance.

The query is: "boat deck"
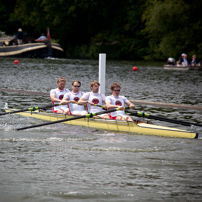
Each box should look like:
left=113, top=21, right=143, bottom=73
left=0, top=41, right=64, bottom=58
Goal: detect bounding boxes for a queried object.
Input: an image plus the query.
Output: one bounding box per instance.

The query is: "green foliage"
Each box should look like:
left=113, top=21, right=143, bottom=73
left=0, top=0, right=19, bottom=34
left=197, top=43, right=202, bottom=60
left=142, top=0, right=202, bottom=60
left=0, top=0, right=202, bottom=60
left=11, top=0, right=149, bottom=59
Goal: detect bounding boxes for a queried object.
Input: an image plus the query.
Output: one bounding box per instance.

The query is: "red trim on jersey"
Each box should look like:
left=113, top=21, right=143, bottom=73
left=87, top=92, right=91, bottom=100
left=67, top=104, right=72, bottom=115
left=85, top=92, right=91, bottom=112
left=51, top=101, right=56, bottom=113
left=109, top=113, right=117, bottom=120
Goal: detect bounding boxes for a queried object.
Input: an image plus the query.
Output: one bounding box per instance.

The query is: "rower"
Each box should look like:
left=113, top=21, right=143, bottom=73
left=61, top=80, right=87, bottom=115
left=106, top=83, right=135, bottom=121
left=50, top=77, right=70, bottom=114
left=78, top=80, right=109, bottom=119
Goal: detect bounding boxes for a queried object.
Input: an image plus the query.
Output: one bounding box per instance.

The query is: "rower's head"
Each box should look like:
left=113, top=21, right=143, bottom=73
left=57, top=77, right=66, bottom=90
left=90, top=80, right=100, bottom=93
left=111, top=83, right=121, bottom=96
left=72, top=80, right=81, bottom=93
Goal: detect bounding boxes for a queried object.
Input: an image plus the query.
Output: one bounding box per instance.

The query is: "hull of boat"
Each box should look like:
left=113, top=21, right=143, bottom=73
left=7, top=109, right=198, bottom=139
left=0, top=42, right=64, bottom=58
left=164, top=65, right=202, bottom=71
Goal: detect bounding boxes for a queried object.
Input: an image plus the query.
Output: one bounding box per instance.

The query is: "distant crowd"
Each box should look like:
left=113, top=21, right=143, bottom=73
left=167, top=53, right=201, bottom=66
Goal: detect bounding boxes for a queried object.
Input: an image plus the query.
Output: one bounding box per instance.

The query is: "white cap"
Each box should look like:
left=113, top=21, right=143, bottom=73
left=181, top=53, right=185, bottom=56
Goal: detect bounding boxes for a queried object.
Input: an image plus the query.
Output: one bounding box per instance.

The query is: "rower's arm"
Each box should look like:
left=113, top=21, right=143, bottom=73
left=78, top=97, right=88, bottom=105
left=61, top=97, right=70, bottom=105
left=126, top=100, right=135, bottom=109
left=106, top=101, right=115, bottom=109
left=106, top=101, right=124, bottom=111
left=50, top=94, right=61, bottom=103
left=78, top=97, right=95, bottom=106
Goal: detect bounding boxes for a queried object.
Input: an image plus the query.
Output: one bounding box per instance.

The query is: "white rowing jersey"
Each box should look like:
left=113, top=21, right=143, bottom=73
left=63, top=91, right=86, bottom=115
left=105, top=95, right=128, bottom=117
left=81, top=92, right=106, bottom=113
left=50, top=88, right=70, bottom=112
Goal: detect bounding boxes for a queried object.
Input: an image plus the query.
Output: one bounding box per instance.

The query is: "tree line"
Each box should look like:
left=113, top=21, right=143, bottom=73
left=0, top=0, right=202, bottom=61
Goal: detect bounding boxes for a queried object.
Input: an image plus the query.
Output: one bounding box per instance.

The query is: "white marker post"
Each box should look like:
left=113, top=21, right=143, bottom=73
left=98, top=53, right=106, bottom=95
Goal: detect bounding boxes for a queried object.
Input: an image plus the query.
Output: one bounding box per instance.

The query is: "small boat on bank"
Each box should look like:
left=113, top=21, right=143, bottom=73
left=5, top=108, right=198, bottom=139
left=164, top=65, right=202, bottom=71
left=0, top=38, right=64, bottom=58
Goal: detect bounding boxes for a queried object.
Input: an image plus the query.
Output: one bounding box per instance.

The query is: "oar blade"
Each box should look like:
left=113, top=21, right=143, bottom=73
left=1, top=103, right=62, bottom=116
left=126, top=110, right=202, bottom=127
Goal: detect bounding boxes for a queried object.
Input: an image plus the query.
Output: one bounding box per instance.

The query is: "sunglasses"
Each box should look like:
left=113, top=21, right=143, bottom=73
left=74, top=85, right=80, bottom=87
left=113, top=90, right=120, bottom=92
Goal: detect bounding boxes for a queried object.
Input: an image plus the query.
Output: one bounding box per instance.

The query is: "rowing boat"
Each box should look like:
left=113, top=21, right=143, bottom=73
left=5, top=108, right=198, bottom=139
left=164, top=65, right=202, bottom=71
left=0, top=41, right=64, bottom=58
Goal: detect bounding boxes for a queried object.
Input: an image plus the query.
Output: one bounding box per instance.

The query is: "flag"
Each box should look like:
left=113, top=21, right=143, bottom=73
left=47, top=28, right=51, bottom=40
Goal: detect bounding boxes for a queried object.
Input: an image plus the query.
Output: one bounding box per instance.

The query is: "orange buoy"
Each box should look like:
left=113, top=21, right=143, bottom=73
left=132, top=66, right=138, bottom=71
left=14, top=60, right=19, bottom=65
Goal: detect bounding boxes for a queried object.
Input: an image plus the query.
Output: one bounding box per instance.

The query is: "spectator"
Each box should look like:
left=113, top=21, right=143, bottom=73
left=35, top=33, right=47, bottom=42
left=17, top=28, right=23, bottom=45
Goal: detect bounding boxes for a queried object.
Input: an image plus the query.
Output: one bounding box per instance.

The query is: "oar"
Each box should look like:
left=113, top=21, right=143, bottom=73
left=0, top=103, right=62, bottom=116
left=93, top=104, right=106, bottom=108
left=16, top=107, right=129, bottom=131
left=1, top=102, right=105, bottom=116
left=1, top=102, right=104, bottom=116
left=126, top=110, right=202, bottom=127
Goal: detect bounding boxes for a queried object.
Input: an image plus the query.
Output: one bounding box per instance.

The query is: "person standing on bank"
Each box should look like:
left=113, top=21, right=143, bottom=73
left=78, top=80, right=109, bottom=119
left=50, top=77, right=70, bottom=114
left=17, top=28, right=23, bottom=45
left=61, top=80, right=87, bottom=115
left=106, top=83, right=135, bottom=121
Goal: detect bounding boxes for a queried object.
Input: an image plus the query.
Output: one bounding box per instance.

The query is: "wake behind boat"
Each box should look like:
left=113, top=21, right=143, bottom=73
left=5, top=108, right=198, bottom=139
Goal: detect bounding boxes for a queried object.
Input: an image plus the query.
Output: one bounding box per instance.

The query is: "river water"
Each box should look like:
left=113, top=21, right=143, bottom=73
left=0, top=57, right=202, bottom=202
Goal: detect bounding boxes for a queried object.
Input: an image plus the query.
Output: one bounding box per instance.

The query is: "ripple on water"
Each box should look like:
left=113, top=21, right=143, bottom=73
left=1, top=58, right=202, bottom=202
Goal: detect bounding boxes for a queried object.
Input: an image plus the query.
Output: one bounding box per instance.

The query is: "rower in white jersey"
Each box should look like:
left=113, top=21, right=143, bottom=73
left=61, top=80, right=87, bottom=115
left=78, top=80, right=109, bottom=119
left=106, top=83, right=135, bottom=121
left=50, top=77, right=70, bottom=114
